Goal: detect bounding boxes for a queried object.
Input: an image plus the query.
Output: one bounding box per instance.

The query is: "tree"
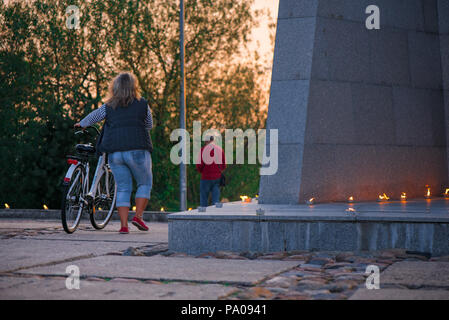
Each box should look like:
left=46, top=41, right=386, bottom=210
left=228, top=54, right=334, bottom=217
left=0, top=0, right=273, bottom=210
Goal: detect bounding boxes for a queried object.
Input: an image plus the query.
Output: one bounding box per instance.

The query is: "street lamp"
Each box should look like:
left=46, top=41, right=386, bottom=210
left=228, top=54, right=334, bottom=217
left=179, top=0, right=187, bottom=211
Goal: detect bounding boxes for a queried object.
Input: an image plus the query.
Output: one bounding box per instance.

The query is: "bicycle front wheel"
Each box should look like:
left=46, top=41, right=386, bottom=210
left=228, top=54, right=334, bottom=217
left=90, top=167, right=117, bottom=229
left=61, top=166, right=85, bottom=234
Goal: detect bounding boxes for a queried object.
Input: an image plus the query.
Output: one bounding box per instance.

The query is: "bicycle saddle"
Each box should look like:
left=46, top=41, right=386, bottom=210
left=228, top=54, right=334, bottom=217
left=75, top=144, right=96, bottom=154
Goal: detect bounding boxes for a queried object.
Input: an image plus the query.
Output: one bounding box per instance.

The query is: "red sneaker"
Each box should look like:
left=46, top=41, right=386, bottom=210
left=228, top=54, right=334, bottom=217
left=132, top=216, right=149, bottom=231
left=119, top=227, right=129, bottom=234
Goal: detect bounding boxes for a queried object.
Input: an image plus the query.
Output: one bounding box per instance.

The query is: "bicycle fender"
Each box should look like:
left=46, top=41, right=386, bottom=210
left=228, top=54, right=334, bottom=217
left=62, top=164, right=80, bottom=186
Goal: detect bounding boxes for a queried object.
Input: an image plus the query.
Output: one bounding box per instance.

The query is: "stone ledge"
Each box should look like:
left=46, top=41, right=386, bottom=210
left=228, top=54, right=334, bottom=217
left=0, top=209, right=170, bottom=222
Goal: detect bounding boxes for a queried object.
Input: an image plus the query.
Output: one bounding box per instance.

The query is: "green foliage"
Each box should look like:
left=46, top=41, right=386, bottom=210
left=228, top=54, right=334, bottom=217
left=0, top=0, right=271, bottom=210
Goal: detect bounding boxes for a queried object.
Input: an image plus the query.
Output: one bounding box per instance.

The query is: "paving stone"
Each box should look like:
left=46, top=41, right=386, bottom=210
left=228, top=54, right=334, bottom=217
left=295, top=279, right=329, bottom=291
left=0, top=276, right=236, bottom=300
left=303, top=289, right=332, bottom=297
left=264, top=276, right=296, bottom=288
left=324, top=280, right=360, bottom=293
left=214, top=251, right=249, bottom=260
left=22, top=221, right=168, bottom=244
left=380, top=262, right=449, bottom=288
left=141, top=244, right=169, bottom=256
left=257, top=253, right=288, bottom=260
left=283, top=255, right=308, bottom=261
left=274, top=292, right=310, bottom=300
left=334, top=274, right=367, bottom=282
left=239, top=287, right=274, bottom=299
left=123, top=247, right=144, bottom=256
left=240, top=252, right=262, bottom=260
left=18, top=255, right=299, bottom=286
left=299, top=264, right=324, bottom=271
left=0, top=239, right=150, bottom=273
left=323, top=262, right=353, bottom=270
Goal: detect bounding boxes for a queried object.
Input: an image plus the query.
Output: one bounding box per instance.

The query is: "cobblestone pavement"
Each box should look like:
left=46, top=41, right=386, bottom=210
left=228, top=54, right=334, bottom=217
left=1, top=219, right=448, bottom=300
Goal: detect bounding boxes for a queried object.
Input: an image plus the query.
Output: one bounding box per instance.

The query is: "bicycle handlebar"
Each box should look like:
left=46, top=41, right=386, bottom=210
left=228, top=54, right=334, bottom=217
left=74, top=125, right=100, bottom=137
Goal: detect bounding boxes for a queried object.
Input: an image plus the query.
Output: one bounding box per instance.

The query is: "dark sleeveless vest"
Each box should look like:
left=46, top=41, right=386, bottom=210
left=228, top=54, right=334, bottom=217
left=99, top=98, right=153, bottom=154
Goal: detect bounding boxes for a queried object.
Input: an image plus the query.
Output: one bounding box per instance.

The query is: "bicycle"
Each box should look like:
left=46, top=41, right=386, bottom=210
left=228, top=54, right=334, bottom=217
left=61, top=126, right=117, bottom=233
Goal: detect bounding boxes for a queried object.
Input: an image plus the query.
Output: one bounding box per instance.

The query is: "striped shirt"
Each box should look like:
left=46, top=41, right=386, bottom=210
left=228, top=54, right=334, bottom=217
left=80, top=104, right=153, bottom=129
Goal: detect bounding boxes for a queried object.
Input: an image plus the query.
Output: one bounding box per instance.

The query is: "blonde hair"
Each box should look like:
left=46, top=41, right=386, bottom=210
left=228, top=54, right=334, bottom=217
left=105, top=72, right=141, bottom=109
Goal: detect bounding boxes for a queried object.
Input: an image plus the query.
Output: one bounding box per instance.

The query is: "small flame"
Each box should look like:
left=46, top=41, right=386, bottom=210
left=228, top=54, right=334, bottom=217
left=98, top=207, right=103, bottom=211
left=425, top=186, right=431, bottom=198
left=306, top=197, right=315, bottom=205
left=400, top=192, right=407, bottom=201
left=43, top=204, right=48, bottom=210
left=255, top=194, right=259, bottom=198
left=240, top=195, right=251, bottom=203
left=378, top=193, right=390, bottom=201
left=444, top=188, right=449, bottom=198
left=348, top=196, right=354, bottom=202
left=188, top=208, right=192, bottom=211
left=160, top=207, right=165, bottom=212
left=132, top=206, right=136, bottom=211
left=4, top=203, right=10, bottom=209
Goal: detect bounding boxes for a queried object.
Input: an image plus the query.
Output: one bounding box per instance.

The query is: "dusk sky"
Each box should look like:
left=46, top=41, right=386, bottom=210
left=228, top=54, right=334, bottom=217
left=250, top=0, right=279, bottom=59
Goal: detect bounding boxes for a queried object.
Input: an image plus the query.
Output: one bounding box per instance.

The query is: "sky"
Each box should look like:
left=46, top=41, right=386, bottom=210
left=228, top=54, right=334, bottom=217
left=250, top=0, right=279, bottom=59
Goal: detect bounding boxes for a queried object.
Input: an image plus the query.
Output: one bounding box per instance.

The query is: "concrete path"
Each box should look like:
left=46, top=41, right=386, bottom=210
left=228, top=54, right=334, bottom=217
left=0, top=219, right=296, bottom=299
left=1, top=219, right=448, bottom=300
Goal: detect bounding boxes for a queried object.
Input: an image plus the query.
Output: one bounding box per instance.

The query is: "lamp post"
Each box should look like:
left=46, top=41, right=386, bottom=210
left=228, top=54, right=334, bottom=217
left=179, top=0, right=187, bottom=211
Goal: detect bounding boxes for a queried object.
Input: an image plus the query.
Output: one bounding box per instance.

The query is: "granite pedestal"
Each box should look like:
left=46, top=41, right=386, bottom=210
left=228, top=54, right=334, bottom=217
left=168, top=199, right=449, bottom=256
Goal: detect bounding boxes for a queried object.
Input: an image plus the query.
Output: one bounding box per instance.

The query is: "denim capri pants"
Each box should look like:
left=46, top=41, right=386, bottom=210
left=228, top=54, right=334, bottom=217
left=108, top=149, right=152, bottom=207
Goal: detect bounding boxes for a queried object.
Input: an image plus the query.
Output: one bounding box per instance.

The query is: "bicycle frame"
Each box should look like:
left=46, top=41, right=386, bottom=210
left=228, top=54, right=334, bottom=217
left=64, top=153, right=112, bottom=206
left=87, top=153, right=111, bottom=200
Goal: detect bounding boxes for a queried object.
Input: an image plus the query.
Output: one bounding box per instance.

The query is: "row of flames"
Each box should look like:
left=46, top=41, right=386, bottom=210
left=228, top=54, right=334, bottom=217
left=4, top=188, right=448, bottom=210
left=306, top=186, right=449, bottom=205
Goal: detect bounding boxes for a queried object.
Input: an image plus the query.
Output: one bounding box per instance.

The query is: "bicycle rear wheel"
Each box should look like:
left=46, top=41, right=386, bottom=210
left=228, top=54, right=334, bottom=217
left=90, top=167, right=117, bottom=229
left=61, top=166, right=85, bottom=234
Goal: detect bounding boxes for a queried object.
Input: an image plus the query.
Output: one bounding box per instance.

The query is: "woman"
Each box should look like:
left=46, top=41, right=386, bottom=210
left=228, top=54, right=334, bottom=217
left=75, top=72, right=153, bottom=234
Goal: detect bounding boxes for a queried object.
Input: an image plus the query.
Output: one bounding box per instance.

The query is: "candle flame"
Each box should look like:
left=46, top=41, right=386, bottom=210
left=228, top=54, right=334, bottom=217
left=160, top=207, right=165, bottom=212
left=132, top=206, right=136, bottom=211
left=4, top=203, right=10, bottom=209
left=240, top=195, right=251, bottom=203
left=425, top=186, right=431, bottom=198
left=378, top=193, right=390, bottom=201
left=401, top=192, right=407, bottom=201
left=307, top=197, right=315, bottom=205
left=445, top=188, right=449, bottom=198
left=98, top=207, right=102, bottom=211
left=43, top=204, right=48, bottom=210
left=188, top=208, right=192, bottom=211
left=348, top=196, right=354, bottom=202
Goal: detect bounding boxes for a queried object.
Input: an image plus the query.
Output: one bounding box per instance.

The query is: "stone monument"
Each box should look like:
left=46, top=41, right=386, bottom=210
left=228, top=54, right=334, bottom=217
left=259, top=0, right=449, bottom=204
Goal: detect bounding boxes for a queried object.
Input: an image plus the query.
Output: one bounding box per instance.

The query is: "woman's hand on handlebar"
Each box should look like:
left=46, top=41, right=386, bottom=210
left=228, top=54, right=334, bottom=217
left=74, top=122, right=83, bottom=129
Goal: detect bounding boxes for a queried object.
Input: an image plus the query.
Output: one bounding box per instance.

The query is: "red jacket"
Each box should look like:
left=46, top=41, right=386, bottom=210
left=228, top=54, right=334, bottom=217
left=196, top=143, right=226, bottom=180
